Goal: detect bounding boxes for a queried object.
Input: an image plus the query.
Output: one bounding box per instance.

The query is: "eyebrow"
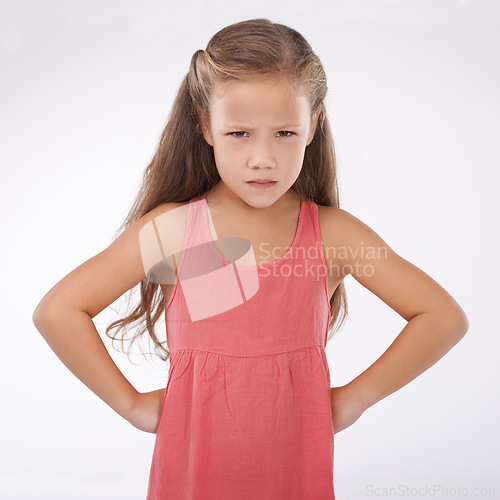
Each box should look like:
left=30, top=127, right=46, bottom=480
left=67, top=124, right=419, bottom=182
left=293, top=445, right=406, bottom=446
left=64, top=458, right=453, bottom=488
left=223, top=124, right=302, bottom=129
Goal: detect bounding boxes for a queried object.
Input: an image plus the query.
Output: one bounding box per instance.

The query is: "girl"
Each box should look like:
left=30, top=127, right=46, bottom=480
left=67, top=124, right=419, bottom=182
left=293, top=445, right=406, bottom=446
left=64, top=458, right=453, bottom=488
left=32, top=18, right=469, bottom=500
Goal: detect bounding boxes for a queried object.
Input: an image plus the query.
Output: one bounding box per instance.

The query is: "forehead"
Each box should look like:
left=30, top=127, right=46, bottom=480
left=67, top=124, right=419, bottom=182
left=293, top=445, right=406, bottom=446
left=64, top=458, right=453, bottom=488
left=209, top=78, right=310, bottom=123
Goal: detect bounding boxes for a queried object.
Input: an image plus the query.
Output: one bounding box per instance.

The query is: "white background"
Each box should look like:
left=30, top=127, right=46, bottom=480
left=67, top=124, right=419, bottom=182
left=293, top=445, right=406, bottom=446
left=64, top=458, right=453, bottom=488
left=1, top=1, right=498, bottom=498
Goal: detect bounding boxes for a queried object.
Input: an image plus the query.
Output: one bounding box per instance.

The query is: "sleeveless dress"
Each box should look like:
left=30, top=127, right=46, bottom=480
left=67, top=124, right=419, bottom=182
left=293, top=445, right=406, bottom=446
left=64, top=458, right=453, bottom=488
left=146, top=191, right=335, bottom=499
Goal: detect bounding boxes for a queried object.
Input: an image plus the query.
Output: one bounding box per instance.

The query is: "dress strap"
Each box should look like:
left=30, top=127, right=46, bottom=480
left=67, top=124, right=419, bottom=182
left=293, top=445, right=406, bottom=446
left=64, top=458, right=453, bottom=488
left=309, top=200, right=329, bottom=273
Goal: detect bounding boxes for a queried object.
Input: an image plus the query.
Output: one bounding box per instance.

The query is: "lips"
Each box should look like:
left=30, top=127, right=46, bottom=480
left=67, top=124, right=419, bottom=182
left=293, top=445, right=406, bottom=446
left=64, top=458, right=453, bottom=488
left=247, top=179, right=277, bottom=189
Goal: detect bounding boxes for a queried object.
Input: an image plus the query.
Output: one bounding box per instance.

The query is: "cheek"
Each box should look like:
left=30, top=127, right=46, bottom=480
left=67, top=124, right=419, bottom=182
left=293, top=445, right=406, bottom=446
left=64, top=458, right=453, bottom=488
left=214, top=145, right=236, bottom=168
left=282, top=143, right=307, bottom=166
left=214, top=142, right=241, bottom=160
left=212, top=149, right=239, bottom=181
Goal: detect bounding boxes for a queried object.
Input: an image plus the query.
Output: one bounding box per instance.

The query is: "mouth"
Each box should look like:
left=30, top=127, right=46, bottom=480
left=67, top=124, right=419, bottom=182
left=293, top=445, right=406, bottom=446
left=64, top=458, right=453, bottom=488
left=247, top=180, right=277, bottom=189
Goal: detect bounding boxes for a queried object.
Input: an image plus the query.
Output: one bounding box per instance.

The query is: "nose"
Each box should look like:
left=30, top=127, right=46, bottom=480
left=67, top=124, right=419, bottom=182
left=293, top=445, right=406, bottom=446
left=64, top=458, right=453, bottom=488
left=248, top=139, right=276, bottom=169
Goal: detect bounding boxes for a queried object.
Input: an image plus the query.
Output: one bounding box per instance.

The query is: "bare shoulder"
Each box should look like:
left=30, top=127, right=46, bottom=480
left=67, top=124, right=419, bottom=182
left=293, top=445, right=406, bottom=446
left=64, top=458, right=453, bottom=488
left=316, top=204, right=394, bottom=278
left=317, top=204, right=468, bottom=326
left=145, top=200, right=189, bottom=218
left=316, top=204, right=351, bottom=231
left=141, top=199, right=192, bottom=238
left=137, top=199, right=194, bottom=271
left=33, top=200, right=192, bottom=321
left=140, top=201, right=192, bottom=242
left=317, top=204, right=381, bottom=247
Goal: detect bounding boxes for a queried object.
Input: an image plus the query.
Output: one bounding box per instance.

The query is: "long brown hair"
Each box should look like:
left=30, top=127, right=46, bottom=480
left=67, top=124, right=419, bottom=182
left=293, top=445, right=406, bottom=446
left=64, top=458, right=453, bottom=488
left=106, top=18, right=348, bottom=362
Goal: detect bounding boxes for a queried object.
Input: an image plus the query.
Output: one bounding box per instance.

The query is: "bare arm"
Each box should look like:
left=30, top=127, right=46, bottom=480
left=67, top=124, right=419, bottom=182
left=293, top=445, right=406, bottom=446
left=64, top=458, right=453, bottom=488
left=347, top=265, right=468, bottom=411
left=323, top=209, right=469, bottom=430
left=33, top=305, right=138, bottom=420
left=32, top=202, right=182, bottom=424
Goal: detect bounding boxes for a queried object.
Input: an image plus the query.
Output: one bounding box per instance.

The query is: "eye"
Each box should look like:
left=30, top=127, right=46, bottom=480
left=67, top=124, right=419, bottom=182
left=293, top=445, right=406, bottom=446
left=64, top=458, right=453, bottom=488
left=228, top=130, right=296, bottom=138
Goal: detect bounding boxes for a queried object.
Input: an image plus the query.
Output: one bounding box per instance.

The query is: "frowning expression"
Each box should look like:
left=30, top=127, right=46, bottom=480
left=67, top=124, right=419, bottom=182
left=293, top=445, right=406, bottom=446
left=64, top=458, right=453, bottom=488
left=198, top=77, right=319, bottom=206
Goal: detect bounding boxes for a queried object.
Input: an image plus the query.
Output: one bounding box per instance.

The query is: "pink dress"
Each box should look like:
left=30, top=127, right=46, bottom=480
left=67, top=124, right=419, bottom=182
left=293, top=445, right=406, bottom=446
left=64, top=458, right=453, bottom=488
left=146, top=191, right=335, bottom=499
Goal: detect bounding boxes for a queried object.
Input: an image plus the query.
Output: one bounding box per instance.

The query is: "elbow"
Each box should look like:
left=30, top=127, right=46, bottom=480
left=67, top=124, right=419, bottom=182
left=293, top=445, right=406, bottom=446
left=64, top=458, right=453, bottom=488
left=447, top=305, right=469, bottom=340
left=32, top=300, right=59, bottom=332
left=424, top=302, right=469, bottom=341
left=458, top=314, right=469, bottom=338
left=32, top=305, right=49, bottom=332
left=32, top=303, right=44, bottom=328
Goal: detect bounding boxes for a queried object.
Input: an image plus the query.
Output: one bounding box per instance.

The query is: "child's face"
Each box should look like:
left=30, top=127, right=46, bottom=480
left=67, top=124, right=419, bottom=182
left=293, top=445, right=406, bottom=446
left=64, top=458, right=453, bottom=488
left=199, top=78, right=319, bottom=207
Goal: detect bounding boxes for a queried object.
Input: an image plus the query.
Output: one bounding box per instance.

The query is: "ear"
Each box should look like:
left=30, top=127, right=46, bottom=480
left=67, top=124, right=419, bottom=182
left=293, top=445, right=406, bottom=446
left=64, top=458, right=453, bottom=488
left=196, top=105, right=214, bottom=147
left=306, top=108, right=321, bottom=146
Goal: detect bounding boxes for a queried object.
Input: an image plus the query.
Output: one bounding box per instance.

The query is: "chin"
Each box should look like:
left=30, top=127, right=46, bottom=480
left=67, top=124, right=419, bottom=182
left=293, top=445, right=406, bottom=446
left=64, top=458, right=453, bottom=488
left=244, top=193, right=283, bottom=210
left=246, top=199, right=275, bottom=208
left=222, top=182, right=286, bottom=209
